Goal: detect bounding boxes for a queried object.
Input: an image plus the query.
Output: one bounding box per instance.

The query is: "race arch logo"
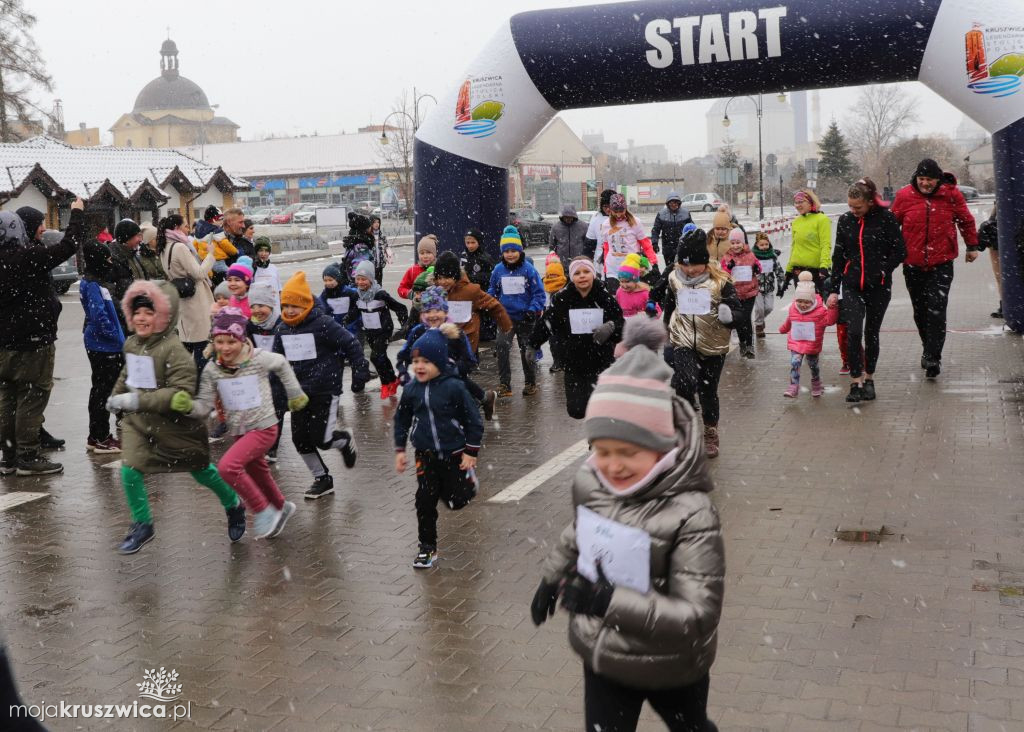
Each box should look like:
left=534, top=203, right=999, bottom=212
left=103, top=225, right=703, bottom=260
left=137, top=667, right=183, bottom=702
left=965, top=22, right=1024, bottom=98
left=453, top=78, right=504, bottom=138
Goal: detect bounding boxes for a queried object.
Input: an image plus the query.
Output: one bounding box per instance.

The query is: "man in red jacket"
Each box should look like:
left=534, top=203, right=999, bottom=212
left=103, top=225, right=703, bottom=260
left=891, top=159, right=979, bottom=379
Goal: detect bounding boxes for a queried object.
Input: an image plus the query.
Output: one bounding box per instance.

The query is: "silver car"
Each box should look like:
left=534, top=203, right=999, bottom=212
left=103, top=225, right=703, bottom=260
left=681, top=192, right=725, bottom=213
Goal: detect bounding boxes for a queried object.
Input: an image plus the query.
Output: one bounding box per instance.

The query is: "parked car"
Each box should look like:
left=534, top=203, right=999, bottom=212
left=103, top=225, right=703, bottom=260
left=46, top=230, right=78, bottom=295
left=249, top=207, right=279, bottom=225
left=292, top=204, right=319, bottom=224
left=958, top=184, right=979, bottom=200
left=270, top=203, right=307, bottom=224
left=681, top=192, right=724, bottom=212
left=509, top=209, right=552, bottom=248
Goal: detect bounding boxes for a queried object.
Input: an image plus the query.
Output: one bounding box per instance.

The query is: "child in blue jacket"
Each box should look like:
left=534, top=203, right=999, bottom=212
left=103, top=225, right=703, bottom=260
left=394, top=328, right=484, bottom=569
left=318, top=263, right=359, bottom=332
left=345, top=260, right=408, bottom=400
left=80, top=242, right=126, bottom=453
left=488, top=226, right=545, bottom=397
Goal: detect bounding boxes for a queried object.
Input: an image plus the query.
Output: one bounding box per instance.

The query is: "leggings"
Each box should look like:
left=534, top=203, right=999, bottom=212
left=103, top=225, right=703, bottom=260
left=583, top=667, right=716, bottom=732
left=671, top=348, right=726, bottom=426
left=86, top=350, right=124, bottom=440
left=218, top=426, right=284, bottom=513
left=841, top=286, right=891, bottom=378
left=291, top=393, right=350, bottom=478
left=121, top=463, right=238, bottom=524
left=565, top=371, right=600, bottom=420
left=734, top=297, right=756, bottom=347
left=789, top=351, right=820, bottom=384
left=366, top=331, right=397, bottom=385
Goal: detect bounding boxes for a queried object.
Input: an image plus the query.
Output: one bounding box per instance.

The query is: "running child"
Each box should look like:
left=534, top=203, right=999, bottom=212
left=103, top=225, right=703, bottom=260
left=598, top=193, right=655, bottom=293
left=779, top=271, right=839, bottom=398
left=318, top=263, right=358, bottom=330
left=174, top=307, right=308, bottom=538
left=542, top=252, right=567, bottom=372
left=751, top=231, right=783, bottom=338
left=252, top=238, right=281, bottom=292
left=662, top=229, right=741, bottom=458
left=225, top=255, right=254, bottom=317
left=719, top=228, right=761, bottom=359
left=530, top=257, right=623, bottom=419
left=212, top=280, right=231, bottom=314
left=394, top=328, right=484, bottom=569
left=247, top=281, right=288, bottom=462
left=531, top=346, right=723, bottom=732
left=346, top=260, right=407, bottom=400
left=432, top=251, right=512, bottom=355
left=615, top=253, right=657, bottom=318
left=274, top=271, right=369, bottom=499
left=461, top=229, right=498, bottom=341
left=397, top=235, right=438, bottom=299
left=107, top=281, right=244, bottom=554
left=488, top=226, right=545, bottom=397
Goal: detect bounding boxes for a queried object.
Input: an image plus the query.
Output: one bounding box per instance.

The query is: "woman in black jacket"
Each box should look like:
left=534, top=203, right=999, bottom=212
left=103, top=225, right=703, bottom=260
left=531, top=257, right=624, bottom=418
left=827, top=178, right=906, bottom=403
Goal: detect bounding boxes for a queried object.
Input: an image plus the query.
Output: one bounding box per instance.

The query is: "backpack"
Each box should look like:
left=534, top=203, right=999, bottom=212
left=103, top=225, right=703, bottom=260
left=342, top=235, right=376, bottom=283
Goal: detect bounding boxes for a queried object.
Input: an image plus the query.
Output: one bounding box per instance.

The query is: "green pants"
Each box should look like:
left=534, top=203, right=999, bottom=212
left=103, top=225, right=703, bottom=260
left=0, top=345, right=56, bottom=458
left=121, top=464, right=239, bottom=524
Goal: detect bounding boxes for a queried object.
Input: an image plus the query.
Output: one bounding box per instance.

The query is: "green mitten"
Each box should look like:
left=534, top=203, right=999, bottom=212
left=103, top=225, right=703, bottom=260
left=288, top=393, right=310, bottom=412
left=170, top=390, right=193, bottom=413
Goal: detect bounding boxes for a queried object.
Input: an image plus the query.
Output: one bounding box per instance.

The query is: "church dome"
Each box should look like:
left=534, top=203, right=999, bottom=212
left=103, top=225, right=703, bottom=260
left=132, top=38, right=210, bottom=112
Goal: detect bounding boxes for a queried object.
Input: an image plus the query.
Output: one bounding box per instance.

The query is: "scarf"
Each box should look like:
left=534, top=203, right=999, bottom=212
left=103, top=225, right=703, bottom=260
left=587, top=448, right=680, bottom=498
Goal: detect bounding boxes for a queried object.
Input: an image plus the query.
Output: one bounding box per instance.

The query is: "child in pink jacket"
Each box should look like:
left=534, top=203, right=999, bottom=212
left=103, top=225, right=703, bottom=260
left=614, top=253, right=659, bottom=317
left=779, top=271, right=839, bottom=398
left=719, top=228, right=763, bottom=359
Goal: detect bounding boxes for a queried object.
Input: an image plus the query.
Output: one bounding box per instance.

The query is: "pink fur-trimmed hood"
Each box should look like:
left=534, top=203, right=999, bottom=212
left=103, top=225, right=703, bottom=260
left=121, top=279, right=179, bottom=337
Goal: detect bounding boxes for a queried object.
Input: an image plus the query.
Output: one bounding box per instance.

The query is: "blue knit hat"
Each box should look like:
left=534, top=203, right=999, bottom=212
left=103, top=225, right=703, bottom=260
left=682, top=222, right=698, bottom=236
left=500, top=225, right=524, bottom=252
left=322, top=263, right=344, bottom=282
left=411, top=328, right=449, bottom=370
left=419, top=285, right=449, bottom=313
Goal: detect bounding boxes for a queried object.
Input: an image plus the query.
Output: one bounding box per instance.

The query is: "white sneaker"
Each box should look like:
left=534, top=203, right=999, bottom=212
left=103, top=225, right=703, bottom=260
left=252, top=506, right=282, bottom=539
left=267, top=501, right=295, bottom=539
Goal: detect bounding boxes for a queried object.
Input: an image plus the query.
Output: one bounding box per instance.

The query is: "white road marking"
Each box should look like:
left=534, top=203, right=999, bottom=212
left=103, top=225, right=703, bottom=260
left=488, top=439, right=589, bottom=503
left=0, top=492, right=50, bottom=512
left=102, top=459, right=123, bottom=470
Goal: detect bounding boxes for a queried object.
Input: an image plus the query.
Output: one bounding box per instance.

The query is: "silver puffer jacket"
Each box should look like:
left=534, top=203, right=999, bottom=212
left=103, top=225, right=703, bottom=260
left=541, top=397, right=725, bottom=689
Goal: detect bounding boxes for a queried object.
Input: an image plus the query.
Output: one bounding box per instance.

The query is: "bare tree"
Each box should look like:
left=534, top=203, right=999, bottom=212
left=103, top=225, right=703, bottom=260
left=374, top=90, right=415, bottom=222
left=0, top=0, right=53, bottom=142
left=845, top=85, right=919, bottom=177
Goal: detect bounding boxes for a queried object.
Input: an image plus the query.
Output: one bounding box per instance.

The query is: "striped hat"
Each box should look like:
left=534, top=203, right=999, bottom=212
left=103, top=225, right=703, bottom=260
left=617, top=253, right=650, bottom=282
left=584, top=346, right=676, bottom=453
left=500, top=225, right=524, bottom=252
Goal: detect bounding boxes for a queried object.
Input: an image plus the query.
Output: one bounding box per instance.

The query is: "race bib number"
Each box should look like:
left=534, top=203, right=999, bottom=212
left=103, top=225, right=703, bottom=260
left=124, top=353, right=157, bottom=389
left=732, top=265, right=753, bottom=282
left=216, top=375, right=261, bottom=411
left=501, top=276, right=526, bottom=295
left=569, top=308, right=604, bottom=334
left=447, top=300, right=473, bottom=324
left=361, top=311, right=382, bottom=330
left=576, top=506, right=651, bottom=594
left=676, top=288, right=711, bottom=315
left=253, top=334, right=275, bottom=351
left=791, top=321, right=816, bottom=341
left=326, top=297, right=349, bottom=315
left=282, top=333, right=317, bottom=361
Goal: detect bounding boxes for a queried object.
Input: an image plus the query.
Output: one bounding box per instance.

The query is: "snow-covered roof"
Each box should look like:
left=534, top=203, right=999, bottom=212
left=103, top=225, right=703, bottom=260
left=177, top=132, right=385, bottom=178
left=0, top=136, right=248, bottom=202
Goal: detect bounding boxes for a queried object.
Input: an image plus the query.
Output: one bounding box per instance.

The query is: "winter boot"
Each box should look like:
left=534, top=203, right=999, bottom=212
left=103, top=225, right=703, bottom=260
left=703, top=426, right=720, bottom=459
left=810, top=378, right=824, bottom=397
left=784, top=383, right=799, bottom=398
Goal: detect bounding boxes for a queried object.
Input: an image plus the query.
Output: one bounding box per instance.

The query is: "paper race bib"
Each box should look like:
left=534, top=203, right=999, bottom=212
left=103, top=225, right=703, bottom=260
left=605, top=252, right=628, bottom=279
left=326, top=297, right=350, bottom=315
left=216, top=375, right=261, bottom=411
left=676, top=288, right=711, bottom=315
left=501, top=276, right=526, bottom=295
left=569, top=308, right=604, bottom=334
left=361, top=311, right=382, bottom=330
left=124, top=353, right=157, bottom=389
left=732, top=265, right=753, bottom=282
left=576, top=506, right=652, bottom=594
left=281, top=333, right=317, bottom=361
left=447, top=300, right=473, bottom=324
left=791, top=321, right=816, bottom=341
left=253, top=334, right=275, bottom=351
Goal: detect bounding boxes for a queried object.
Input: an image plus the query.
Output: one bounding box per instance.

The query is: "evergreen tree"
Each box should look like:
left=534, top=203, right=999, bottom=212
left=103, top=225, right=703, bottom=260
left=715, top=139, right=739, bottom=205
left=818, top=121, right=853, bottom=180
left=0, top=0, right=52, bottom=142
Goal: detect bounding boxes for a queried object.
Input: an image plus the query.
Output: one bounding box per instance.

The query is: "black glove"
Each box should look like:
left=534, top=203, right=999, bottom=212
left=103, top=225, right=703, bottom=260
left=561, top=563, right=614, bottom=618
left=651, top=240, right=660, bottom=254
left=530, top=580, right=560, bottom=626
left=726, top=259, right=737, bottom=270
left=817, top=268, right=830, bottom=283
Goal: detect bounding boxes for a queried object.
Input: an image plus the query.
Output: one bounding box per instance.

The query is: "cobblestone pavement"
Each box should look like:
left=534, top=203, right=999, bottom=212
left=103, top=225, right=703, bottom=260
left=1, top=241, right=1023, bottom=731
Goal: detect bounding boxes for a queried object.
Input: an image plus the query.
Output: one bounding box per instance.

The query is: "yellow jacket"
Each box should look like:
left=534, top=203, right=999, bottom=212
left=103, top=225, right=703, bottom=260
left=195, top=235, right=237, bottom=262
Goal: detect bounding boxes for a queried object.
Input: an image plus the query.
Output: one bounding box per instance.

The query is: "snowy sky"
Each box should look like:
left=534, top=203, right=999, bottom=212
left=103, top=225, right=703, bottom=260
left=30, top=0, right=968, bottom=161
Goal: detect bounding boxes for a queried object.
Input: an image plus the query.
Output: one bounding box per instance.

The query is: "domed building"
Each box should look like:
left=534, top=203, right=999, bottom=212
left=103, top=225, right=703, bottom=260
left=110, top=39, right=239, bottom=149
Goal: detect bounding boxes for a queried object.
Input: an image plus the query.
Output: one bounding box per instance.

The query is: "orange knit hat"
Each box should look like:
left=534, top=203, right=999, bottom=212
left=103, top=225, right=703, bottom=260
left=280, top=271, right=314, bottom=325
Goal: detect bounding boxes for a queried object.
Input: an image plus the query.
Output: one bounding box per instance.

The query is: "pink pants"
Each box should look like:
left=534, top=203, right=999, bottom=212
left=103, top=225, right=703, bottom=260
left=218, top=426, right=284, bottom=513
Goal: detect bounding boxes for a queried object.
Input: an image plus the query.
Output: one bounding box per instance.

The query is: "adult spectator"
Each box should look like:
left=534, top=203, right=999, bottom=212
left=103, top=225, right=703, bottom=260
left=550, top=204, right=589, bottom=269
left=239, top=218, right=257, bottom=262
left=891, top=158, right=979, bottom=379
left=977, top=204, right=1000, bottom=318
left=0, top=198, right=86, bottom=476
left=827, top=179, right=906, bottom=404
left=584, top=189, right=616, bottom=264
left=105, top=218, right=147, bottom=330
left=193, top=205, right=223, bottom=239
left=650, top=191, right=693, bottom=267
left=157, top=214, right=216, bottom=375
left=221, top=207, right=253, bottom=261
left=138, top=223, right=167, bottom=280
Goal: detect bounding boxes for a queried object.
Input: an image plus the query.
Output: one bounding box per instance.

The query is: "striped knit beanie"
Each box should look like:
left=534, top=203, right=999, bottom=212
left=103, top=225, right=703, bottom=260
left=419, top=285, right=449, bottom=313
left=500, top=225, right=524, bottom=252
left=617, top=253, right=650, bottom=282
left=584, top=346, right=676, bottom=453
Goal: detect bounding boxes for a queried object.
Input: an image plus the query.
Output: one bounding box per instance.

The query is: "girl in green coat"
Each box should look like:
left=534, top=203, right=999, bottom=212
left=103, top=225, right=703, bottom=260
left=106, top=280, right=244, bottom=555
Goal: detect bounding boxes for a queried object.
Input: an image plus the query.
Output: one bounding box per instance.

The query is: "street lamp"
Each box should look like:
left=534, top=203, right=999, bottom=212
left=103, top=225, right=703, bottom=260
left=378, top=89, right=437, bottom=220
left=722, top=94, right=783, bottom=220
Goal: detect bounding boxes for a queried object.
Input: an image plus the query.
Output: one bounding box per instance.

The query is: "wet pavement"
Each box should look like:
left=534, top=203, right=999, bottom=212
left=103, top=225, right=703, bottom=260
left=2, top=239, right=1023, bottom=731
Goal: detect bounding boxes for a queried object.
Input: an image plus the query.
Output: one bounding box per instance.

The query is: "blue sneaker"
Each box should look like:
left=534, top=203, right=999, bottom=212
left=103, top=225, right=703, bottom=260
left=118, top=522, right=155, bottom=555
left=534, top=348, right=543, bottom=362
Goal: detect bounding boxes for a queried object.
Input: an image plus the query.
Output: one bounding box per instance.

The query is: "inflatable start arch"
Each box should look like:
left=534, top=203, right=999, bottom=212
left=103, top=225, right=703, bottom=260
left=414, top=0, right=1024, bottom=332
